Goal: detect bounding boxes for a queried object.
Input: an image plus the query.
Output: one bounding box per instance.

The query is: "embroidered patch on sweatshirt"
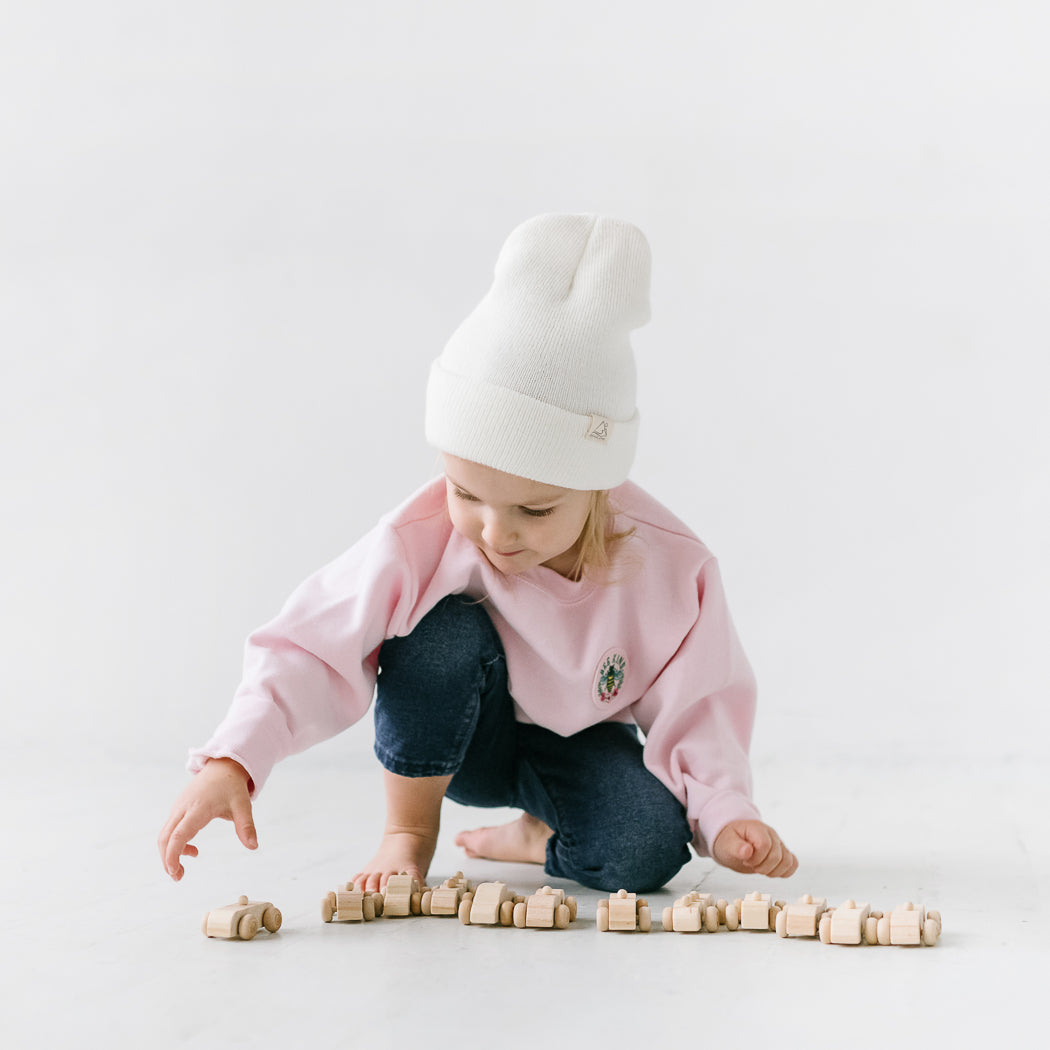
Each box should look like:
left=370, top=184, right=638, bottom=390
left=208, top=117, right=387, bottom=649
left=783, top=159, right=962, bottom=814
left=593, top=648, right=628, bottom=706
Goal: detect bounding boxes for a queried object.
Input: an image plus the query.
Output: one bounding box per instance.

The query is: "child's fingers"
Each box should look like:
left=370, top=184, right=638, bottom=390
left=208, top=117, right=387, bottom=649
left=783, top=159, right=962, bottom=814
left=230, top=796, right=259, bottom=851
left=163, top=811, right=205, bottom=879
left=743, top=831, right=797, bottom=878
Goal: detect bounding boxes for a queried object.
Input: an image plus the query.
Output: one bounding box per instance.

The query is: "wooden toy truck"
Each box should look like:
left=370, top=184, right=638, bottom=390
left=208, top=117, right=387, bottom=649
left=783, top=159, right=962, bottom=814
left=596, top=889, right=651, bottom=932
left=512, top=886, right=578, bottom=929
left=203, top=896, right=282, bottom=940
left=321, top=881, right=384, bottom=923
left=421, top=873, right=473, bottom=917
left=735, top=891, right=784, bottom=931
left=875, top=902, right=942, bottom=946
left=662, top=891, right=738, bottom=933
left=818, top=900, right=879, bottom=945
left=775, top=894, right=828, bottom=938
left=382, top=873, right=426, bottom=917
left=459, top=881, right=524, bottom=926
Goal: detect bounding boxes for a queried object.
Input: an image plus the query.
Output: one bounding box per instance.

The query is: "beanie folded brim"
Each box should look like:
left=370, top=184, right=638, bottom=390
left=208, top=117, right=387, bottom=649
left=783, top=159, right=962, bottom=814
left=425, top=360, right=638, bottom=491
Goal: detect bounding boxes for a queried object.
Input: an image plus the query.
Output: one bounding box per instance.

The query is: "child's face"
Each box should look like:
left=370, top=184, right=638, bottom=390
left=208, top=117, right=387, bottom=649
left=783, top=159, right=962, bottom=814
left=442, top=454, right=593, bottom=578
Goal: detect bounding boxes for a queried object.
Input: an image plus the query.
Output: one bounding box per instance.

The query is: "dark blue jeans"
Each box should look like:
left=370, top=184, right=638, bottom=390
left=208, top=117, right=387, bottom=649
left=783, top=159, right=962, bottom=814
left=374, top=595, right=692, bottom=891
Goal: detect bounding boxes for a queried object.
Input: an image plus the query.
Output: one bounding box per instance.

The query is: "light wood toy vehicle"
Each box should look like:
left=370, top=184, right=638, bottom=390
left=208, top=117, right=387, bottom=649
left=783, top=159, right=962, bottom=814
left=875, top=902, right=942, bottom=946
left=734, top=891, right=785, bottom=931
left=459, top=881, right=524, bottom=926
left=596, top=889, right=651, bottom=932
left=775, top=894, right=828, bottom=938
left=421, top=873, right=473, bottom=917
left=321, top=881, right=384, bottom=923
left=662, top=891, right=739, bottom=933
left=512, top=886, right=579, bottom=930
left=818, top=900, right=881, bottom=945
left=382, top=873, right=426, bottom=917
left=202, top=896, right=282, bottom=940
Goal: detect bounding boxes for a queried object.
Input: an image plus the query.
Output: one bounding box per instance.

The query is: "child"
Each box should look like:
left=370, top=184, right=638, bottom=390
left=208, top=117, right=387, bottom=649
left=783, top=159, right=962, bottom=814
left=158, top=213, right=798, bottom=893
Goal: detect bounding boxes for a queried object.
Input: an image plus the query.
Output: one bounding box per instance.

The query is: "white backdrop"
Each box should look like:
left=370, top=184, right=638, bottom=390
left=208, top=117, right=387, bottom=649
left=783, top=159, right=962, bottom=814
left=2, top=1, right=1047, bottom=776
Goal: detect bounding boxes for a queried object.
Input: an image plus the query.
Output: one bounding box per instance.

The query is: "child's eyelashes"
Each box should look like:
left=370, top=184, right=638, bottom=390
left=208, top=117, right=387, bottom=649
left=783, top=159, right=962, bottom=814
left=451, top=487, right=555, bottom=518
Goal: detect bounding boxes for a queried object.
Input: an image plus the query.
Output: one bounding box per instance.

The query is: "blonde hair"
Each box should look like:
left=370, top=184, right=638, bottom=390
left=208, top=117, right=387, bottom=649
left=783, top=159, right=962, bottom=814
left=566, top=491, right=636, bottom=582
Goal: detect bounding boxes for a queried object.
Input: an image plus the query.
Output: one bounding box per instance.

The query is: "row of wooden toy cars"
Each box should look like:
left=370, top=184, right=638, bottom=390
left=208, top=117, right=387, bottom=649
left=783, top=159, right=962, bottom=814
left=658, top=891, right=941, bottom=946
left=203, top=883, right=940, bottom=946
left=320, top=873, right=579, bottom=930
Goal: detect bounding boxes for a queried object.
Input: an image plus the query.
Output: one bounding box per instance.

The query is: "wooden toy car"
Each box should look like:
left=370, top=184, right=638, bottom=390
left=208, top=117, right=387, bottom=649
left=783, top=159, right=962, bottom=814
left=382, top=872, right=426, bottom=917
left=459, top=881, right=524, bottom=926
left=775, top=894, right=828, bottom=938
left=662, top=891, right=738, bottom=933
left=734, top=891, right=784, bottom=931
left=321, top=881, right=384, bottom=923
left=512, top=886, right=578, bottom=929
left=202, top=896, right=282, bottom=940
left=818, top=900, right=880, bottom=945
left=596, top=889, right=651, bottom=932
left=875, top=902, right=941, bottom=946
left=421, top=873, right=473, bottom=917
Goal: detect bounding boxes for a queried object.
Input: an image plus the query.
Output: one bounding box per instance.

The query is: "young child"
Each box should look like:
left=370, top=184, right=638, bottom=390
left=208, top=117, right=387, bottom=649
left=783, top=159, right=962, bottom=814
left=158, top=213, right=797, bottom=893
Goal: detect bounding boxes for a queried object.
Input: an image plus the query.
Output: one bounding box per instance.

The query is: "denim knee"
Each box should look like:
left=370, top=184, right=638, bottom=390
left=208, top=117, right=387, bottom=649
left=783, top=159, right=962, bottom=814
left=373, top=595, right=506, bottom=777
left=546, top=789, right=693, bottom=892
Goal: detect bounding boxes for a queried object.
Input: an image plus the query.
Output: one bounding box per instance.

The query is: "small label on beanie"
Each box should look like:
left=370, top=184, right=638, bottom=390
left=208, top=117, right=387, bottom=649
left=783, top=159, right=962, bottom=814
left=586, top=415, right=612, bottom=443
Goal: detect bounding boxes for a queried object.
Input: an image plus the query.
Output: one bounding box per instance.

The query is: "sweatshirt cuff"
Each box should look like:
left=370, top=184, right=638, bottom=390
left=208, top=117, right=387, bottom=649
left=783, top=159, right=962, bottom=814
left=691, top=789, right=762, bottom=858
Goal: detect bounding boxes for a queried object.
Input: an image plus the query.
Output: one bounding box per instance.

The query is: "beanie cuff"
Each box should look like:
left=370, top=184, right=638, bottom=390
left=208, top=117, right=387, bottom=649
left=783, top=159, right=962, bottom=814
left=425, top=361, right=637, bottom=491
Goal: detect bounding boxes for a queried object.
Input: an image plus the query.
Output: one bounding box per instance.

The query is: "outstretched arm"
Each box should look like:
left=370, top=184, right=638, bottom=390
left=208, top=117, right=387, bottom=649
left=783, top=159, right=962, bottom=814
left=158, top=758, right=257, bottom=881
left=713, top=819, right=798, bottom=878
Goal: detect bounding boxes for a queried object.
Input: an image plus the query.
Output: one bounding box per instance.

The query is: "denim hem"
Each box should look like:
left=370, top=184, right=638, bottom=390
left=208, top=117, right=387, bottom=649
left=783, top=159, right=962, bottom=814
left=373, top=741, right=460, bottom=779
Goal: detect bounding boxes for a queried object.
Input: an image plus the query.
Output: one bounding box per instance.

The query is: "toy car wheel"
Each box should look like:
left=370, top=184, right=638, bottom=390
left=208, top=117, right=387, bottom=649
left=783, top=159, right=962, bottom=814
left=499, top=900, right=515, bottom=926
left=555, top=904, right=571, bottom=930
left=775, top=909, right=788, bottom=937
left=724, top=903, right=739, bottom=931
left=420, top=890, right=432, bottom=916
left=238, top=913, right=260, bottom=941
left=877, top=915, right=891, bottom=946
left=662, top=906, right=674, bottom=932
left=566, top=896, right=577, bottom=922
left=513, top=901, right=527, bottom=928
left=363, top=896, right=376, bottom=922
left=638, top=906, right=651, bottom=933
left=458, top=899, right=472, bottom=925
left=410, top=892, right=422, bottom=916
left=705, top=906, right=720, bottom=933
left=262, top=907, right=282, bottom=933
left=923, top=918, right=941, bottom=946
left=864, top=916, right=879, bottom=944
left=202, top=914, right=211, bottom=937
left=819, top=912, right=832, bottom=943
left=596, top=901, right=609, bottom=932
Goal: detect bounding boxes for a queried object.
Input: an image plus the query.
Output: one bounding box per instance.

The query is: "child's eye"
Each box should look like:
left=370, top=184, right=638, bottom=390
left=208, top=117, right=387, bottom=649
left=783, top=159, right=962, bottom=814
left=453, top=488, right=479, bottom=502
left=521, top=507, right=555, bottom=518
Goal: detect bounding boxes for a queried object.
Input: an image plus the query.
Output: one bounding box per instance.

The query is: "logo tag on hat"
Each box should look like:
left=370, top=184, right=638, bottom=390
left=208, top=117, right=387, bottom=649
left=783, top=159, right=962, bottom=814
left=586, top=415, right=612, bottom=443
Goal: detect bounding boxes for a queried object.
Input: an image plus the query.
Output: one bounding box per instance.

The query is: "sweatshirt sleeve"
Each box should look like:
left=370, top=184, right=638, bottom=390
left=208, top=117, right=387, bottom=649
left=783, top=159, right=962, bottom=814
left=187, top=522, right=419, bottom=796
left=630, top=556, right=761, bottom=857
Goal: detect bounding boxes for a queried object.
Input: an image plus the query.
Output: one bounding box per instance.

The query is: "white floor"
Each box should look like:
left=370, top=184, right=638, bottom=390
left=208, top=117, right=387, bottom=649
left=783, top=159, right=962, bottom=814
left=5, top=746, right=1046, bottom=1050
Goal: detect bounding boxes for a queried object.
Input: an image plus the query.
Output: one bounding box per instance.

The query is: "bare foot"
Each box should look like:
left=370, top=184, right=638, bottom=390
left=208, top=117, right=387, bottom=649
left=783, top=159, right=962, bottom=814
left=353, top=829, right=438, bottom=895
left=454, top=812, right=553, bottom=865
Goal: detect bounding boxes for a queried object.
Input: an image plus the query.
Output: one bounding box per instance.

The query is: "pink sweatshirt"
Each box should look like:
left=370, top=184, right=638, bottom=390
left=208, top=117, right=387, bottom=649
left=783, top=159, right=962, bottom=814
left=189, top=477, right=762, bottom=856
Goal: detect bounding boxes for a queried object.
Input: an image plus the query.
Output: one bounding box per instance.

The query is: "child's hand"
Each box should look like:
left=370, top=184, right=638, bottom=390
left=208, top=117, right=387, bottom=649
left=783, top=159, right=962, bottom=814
left=158, top=757, right=257, bottom=881
left=712, top=819, right=798, bottom=878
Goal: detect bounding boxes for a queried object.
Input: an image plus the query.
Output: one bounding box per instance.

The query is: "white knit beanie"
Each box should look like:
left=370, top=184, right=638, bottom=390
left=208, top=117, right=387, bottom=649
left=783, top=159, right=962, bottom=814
left=425, top=213, right=651, bottom=490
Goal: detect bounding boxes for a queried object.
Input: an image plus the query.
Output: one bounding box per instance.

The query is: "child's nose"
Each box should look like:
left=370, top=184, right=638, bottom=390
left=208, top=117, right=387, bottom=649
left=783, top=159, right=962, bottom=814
left=482, top=511, right=517, bottom=550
